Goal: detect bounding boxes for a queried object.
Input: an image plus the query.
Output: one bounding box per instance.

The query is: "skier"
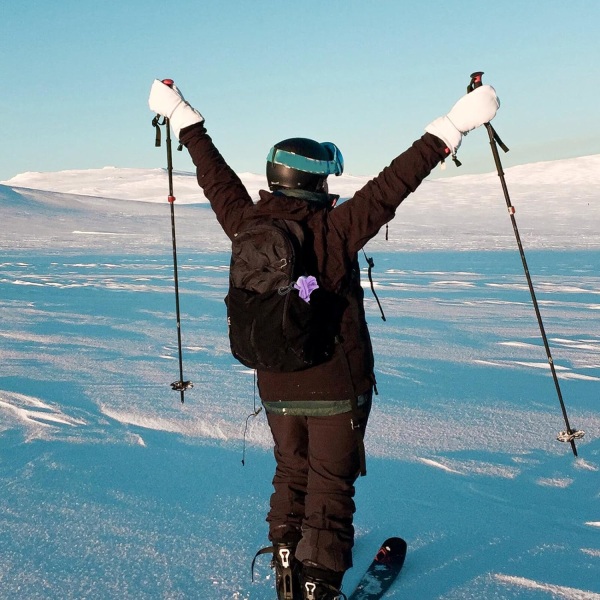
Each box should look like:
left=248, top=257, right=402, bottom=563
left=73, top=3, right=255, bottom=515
left=149, top=78, right=499, bottom=600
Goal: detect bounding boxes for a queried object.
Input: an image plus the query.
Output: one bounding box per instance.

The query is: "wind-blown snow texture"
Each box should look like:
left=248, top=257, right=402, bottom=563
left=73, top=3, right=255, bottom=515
left=1, top=155, right=599, bottom=599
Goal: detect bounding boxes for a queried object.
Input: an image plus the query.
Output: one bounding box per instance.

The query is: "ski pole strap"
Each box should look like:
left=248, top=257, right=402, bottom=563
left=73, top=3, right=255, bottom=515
left=491, top=127, right=510, bottom=153
left=152, top=115, right=182, bottom=151
left=152, top=115, right=164, bottom=147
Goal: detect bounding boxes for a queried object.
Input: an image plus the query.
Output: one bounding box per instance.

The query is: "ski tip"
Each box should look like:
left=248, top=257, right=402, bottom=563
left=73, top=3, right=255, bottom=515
left=381, top=537, right=407, bottom=551
left=376, top=537, right=407, bottom=563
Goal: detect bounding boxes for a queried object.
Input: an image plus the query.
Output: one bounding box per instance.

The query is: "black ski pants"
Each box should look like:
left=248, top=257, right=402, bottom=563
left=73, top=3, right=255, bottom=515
left=265, top=399, right=371, bottom=573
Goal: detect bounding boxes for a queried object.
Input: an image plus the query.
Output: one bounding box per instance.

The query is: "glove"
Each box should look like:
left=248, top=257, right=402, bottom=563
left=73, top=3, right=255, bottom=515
left=425, top=85, right=500, bottom=153
left=148, top=79, right=204, bottom=139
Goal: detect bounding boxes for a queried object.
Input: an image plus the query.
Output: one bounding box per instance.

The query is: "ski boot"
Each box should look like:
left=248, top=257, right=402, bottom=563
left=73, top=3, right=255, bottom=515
left=252, top=541, right=302, bottom=600
left=301, top=562, right=347, bottom=600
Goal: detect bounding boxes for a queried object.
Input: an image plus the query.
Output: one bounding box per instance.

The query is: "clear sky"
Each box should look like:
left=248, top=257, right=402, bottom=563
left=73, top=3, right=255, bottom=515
left=2, top=0, right=599, bottom=182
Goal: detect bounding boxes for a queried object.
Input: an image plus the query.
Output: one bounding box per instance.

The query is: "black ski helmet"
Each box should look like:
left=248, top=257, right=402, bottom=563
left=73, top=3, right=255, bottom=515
left=266, top=137, right=344, bottom=192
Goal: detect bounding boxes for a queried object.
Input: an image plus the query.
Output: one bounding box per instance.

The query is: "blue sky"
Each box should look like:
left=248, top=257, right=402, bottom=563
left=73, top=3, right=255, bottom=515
left=2, top=0, right=599, bottom=182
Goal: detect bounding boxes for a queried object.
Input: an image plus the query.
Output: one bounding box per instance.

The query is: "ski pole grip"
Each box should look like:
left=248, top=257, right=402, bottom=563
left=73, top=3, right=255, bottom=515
left=468, top=71, right=509, bottom=151
left=468, top=71, right=484, bottom=93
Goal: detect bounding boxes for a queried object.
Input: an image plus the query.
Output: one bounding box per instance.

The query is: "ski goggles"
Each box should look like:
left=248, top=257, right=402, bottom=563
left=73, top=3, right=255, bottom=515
left=266, top=142, right=344, bottom=176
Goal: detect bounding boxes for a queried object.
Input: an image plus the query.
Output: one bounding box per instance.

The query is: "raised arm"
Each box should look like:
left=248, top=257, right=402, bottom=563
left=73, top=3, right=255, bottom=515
left=179, top=122, right=253, bottom=239
left=149, top=79, right=253, bottom=239
left=331, top=84, right=500, bottom=254
left=330, top=133, right=447, bottom=254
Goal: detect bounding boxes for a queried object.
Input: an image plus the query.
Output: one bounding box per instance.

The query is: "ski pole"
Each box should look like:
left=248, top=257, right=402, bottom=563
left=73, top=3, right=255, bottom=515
left=152, top=78, right=193, bottom=403
left=468, top=71, right=583, bottom=456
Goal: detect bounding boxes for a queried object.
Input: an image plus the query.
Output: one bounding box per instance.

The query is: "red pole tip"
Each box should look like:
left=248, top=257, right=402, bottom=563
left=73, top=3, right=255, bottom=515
left=162, top=78, right=174, bottom=87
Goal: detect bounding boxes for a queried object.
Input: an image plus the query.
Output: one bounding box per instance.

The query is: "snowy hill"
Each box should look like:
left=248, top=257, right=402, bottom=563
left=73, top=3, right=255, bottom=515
left=2, top=154, right=600, bottom=252
left=4, top=153, right=600, bottom=203
left=1, top=155, right=599, bottom=599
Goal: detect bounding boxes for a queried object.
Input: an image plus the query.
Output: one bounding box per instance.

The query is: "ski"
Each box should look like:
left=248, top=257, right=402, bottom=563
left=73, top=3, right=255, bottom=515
left=348, top=537, right=407, bottom=599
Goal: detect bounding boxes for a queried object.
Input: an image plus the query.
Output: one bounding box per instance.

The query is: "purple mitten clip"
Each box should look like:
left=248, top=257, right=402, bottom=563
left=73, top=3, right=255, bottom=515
left=294, top=275, right=319, bottom=303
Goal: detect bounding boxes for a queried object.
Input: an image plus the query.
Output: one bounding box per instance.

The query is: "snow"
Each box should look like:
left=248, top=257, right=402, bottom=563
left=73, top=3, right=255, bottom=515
left=1, top=155, right=599, bottom=599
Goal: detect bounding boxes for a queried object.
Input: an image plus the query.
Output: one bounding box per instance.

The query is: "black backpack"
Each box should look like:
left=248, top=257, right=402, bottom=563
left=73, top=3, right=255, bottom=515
left=225, top=218, right=341, bottom=372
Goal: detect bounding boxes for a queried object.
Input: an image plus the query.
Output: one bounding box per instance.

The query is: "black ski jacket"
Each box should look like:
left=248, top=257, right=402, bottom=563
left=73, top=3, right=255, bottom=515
left=179, top=123, right=449, bottom=402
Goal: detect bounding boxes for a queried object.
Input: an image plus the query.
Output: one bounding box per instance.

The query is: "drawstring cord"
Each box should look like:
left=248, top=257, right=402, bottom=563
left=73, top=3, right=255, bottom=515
left=362, top=249, right=386, bottom=321
left=242, top=370, right=262, bottom=466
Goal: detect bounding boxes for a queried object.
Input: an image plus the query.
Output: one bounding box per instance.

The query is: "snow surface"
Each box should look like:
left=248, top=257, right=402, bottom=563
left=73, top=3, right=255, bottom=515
left=1, top=155, right=599, bottom=599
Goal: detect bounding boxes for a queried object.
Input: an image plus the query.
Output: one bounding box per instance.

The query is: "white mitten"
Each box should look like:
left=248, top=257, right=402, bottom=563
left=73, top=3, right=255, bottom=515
left=148, top=79, right=204, bottom=139
left=425, top=85, right=500, bottom=153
